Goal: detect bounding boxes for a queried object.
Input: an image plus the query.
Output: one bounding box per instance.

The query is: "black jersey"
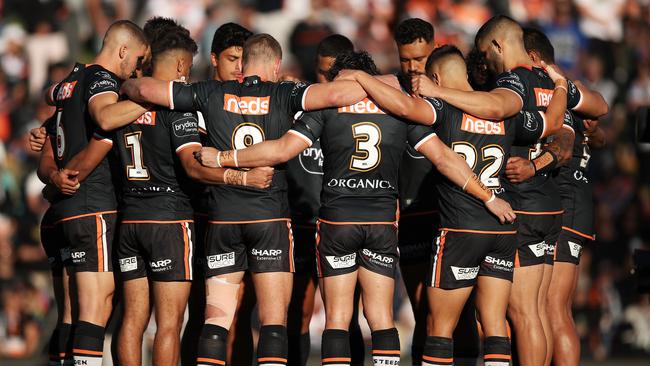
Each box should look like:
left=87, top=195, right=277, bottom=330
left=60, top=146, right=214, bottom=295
left=170, top=75, right=310, bottom=222
left=290, top=98, right=435, bottom=223
left=112, top=109, right=201, bottom=221
left=429, top=97, right=546, bottom=232
left=47, top=63, right=119, bottom=221
left=286, top=139, right=323, bottom=225
left=493, top=65, right=582, bottom=213
left=398, top=146, right=439, bottom=219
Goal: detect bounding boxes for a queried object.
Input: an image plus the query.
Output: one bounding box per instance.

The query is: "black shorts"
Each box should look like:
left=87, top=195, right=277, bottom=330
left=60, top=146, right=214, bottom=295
left=427, top=230, right=516, bottom=289
left=60, top=212, right=117, bottom=272
left=398, top=214, right=438, bottom=266
left=292, top=224, right=317, bottom=276
left=41, top=212, right=69, bottom=276
left=118, top=221, right=195, bottom=282
left=515, top=214, right=562, bottom=268
left=204, top=219, right=294, bottom=277
left=193, top=213, right=208, bottom=278
left=554, top=227, right=592, bottom=265
left=316, top=220, right=399, bottom=278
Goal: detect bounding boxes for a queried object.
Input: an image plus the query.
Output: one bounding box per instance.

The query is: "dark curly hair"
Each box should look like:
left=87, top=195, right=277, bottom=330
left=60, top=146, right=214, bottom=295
left=143, top=17, right=197, bottom=75
left=326, top=51, right=380, bottom=81
left=466, top=47, right=492, bottom=91
left=211, top=22, right=253, bottom=56
left=394, top=18, right=434, bottom=45
left=523, top=27, right=555, bottom=64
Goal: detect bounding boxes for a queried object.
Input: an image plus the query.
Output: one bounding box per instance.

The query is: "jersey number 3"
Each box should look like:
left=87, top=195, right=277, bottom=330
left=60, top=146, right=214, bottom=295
left=125, top=132, right=149, bottom=180
left=350, top=122, right=381, bottom=172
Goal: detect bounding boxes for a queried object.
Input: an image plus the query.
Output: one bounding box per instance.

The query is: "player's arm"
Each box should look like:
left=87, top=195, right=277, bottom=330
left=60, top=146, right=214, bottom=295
left=412, top=74, right=523, bottom=120
left=63, top=134, right=114, bottom=183
left=570, top=79, right=609, bottom=118
left=88, top=92, right=149, bottom=131
left=584, top=119, right=606, bottom=148
left=44, top=82, right=60, bottom=106
left=539, top=75, right=569, bottom=138
left=337, top=69, right=436, bottom=125
left=37, top=137, right=79, bottom=195
left=301, top=80, right=366, bottom=110
left=416, top=134, right=516, bottom=224
left=120, top=77, right=172, bottom=107
left=197, top=132, right=309, bottom=168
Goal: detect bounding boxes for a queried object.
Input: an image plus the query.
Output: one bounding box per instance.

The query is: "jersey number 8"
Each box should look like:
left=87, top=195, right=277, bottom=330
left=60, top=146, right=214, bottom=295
left=350, top=122, right=381, bottom=172
left=452, top=142, right=505, bottom=188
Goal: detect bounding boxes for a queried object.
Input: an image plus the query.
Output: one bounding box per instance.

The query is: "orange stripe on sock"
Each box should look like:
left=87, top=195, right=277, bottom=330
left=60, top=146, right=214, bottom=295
left=422, top=355, right=453, bottom=363
left=484, top=354, right=512, bottom=360
left=196, top=357, right=226, bottom=365
left=373, top=350, right=400, bottom=355
left=73, top=348, right=103, bottom=356
left=258, top=357, right=288, bottom=362
left=322, top=357, right=352, bottom=362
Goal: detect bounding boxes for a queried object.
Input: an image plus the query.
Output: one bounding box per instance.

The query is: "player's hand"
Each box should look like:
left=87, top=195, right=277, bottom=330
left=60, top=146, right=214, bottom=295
left=485, top=196, right=516, bottom=224
left=49, top=169, right=80, bottom=195
left=335, top=69, right=361, bottom=81
left=505, top=156, right=535, bottom=183
left=583, top=119, right=599, bottom=136
left=411, top=74, right=439, bottom=98
left=29, top=127, right=47, bottom=152
left=246, top=166, right=274, bottom=189
left=194, top=147, right=220, bottom=167
left=541, top=61, right=566, bottom=83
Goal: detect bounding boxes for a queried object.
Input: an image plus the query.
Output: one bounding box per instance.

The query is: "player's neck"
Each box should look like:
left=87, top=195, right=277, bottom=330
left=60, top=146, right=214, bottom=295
left=243, top=64, right=276, bottom=82
left=93, top=51, right=120, bottom=76
left=152, top=68, right=177, bottom=82
left=444, top=78, right=473, bottom=92
left=505, top=50, right=534, bottom=72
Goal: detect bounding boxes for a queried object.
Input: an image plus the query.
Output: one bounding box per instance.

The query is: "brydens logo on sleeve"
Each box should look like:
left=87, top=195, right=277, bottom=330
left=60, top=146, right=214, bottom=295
left=223, top=94, right=270, bottom=115
left=325, top=253, right=356, bottom=269
left=207, top=252, right=235, bottom=269
left=451, top=266, right=480, bottom=280
left=120, top=256, right=138, bottom=272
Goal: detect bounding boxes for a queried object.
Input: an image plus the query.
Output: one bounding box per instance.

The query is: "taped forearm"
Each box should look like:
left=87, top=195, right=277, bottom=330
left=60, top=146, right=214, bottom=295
left=531, top=149, right=558, bottom=175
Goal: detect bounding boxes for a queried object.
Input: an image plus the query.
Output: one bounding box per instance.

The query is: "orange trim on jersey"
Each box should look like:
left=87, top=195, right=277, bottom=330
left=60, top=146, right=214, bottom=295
left=422, top=355, right=453, bottom=363
left=287, top=221, right=294, bottom=272
left=434, top=231, right=447, bottom=288
left=197, top=357, right=225, bottom=365
left=317, top=218, right=397, bottom=226
left=322, top=357, right=352, bottom=362
left=514, top=251, right=521, bottom=268
left=182, top=223, right=190, bottom=280
left=484, top=354, right=512, bottom=360
left=208, top=218, right=290, bottom=224
left=440, top=228, right=517, bottom=235
left=73, top=348, right=103, bottom=356
left=121, top=220, right=194, bottom=224
left=372, top=350, right=400, bottom=355
left=315, top=221, right=323, bottom=277
left=55, top=211, right=117, bottom=224
left=257, top=357, right=287, bottom=362
left=562, top=226, right=595, bottom=241
left=96, top=215, right=103, bottom=272
left=514, top=210, right=564, bottom=215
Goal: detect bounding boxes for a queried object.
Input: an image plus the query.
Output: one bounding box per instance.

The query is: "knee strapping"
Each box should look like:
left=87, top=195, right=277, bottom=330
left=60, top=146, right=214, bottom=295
left=204, top=277, right=241, bottom=328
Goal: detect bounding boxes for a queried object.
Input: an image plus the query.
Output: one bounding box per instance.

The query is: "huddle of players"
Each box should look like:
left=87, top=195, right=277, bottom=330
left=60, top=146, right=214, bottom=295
left=29, top=13, right=607, bottom=366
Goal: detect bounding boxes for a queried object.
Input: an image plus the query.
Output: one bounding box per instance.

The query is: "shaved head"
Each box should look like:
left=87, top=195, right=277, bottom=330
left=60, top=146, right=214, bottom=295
left=243, top=34, right=282, bottom=68
left=102, top=20, right=147, bottom=50
left=474, top=15, right=528, bottom=75
left=475, top=15, right=522, bottom=48
left=425, top=45, right=468, bottom=89
left=98, top=20, right=148, bottom=80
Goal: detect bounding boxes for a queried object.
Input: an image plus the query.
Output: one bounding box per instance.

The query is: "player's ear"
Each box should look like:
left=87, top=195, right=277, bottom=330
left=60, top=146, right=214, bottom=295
left=210, top=52, right=218, bottom=68
left=119, top=45, right=127, bottom=60
left=527, top=51, right=538, bottom=63
left=491, top=39, right=502, bottom=54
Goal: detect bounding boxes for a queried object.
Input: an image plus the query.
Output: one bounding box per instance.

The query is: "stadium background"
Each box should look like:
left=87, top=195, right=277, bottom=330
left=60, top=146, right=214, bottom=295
left=0, top=0, right=649, bottom=364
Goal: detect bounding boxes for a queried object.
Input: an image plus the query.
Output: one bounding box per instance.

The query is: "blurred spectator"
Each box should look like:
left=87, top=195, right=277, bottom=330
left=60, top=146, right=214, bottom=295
left=541, top=0, right=586, bottom=78
left=582, top=53, right=618, bottom=107
left=628, top=60, right=650, bottom=113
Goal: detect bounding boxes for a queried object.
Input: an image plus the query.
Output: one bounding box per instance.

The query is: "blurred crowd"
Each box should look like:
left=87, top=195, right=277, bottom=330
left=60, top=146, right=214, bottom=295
left=1, top=0, right=649, bottom=362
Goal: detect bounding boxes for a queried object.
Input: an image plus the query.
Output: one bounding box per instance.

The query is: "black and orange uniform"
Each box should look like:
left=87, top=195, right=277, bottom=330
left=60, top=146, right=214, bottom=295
left=287, top=139, right=322, bottom=275
left=169, top=76, right=310, bottom=277
left=553, top=113, right=594, bottom=264
left=424, top=97, right=546, bottom=289
left=493, top=66, right=582, bottom=267
left=289, top=98, right=435, bottom=279
left=47, top=63, right=119, bottom=273
left=112, top=110, right=201, bottom=282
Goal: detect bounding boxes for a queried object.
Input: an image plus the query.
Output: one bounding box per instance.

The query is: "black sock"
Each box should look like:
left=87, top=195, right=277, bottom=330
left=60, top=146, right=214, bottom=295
left=196, top=324, right=228, bottom=366
left=322, top=329, right=351, bottom=366
left=72, top=321, right=105, bottom=366
left=371, top=328, right=400, bottom=366
left=422, top=336, right=452, bottom=366
left=288, top=332, right=311, bottom=366
left=349, top=326, right=365, bottom=365
left=484, top=336, right=511, bottom=366
left=258, top=325, right=288, bottom=366
left=411, top=344, right=423, bottom=366
left=48, top=323, right=72, bottom=366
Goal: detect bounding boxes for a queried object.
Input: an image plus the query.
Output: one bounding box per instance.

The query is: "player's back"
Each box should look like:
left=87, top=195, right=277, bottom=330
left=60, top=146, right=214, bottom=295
left=113, top=109, right=200, bottom=221
left=47, top=63, right=119, bottom=221
left=293, top=98, right=434, bottom=223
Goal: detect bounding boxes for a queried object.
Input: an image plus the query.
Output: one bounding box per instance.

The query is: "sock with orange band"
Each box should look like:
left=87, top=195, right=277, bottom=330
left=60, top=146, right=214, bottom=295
left=72, top=321, right=105, bottom=366
left=196, top=324, right=228, bottom=366
left=483, top=336, right=511, bottom=366
left=371, top=328, right=401, bottom=365
left=422, top=336, right=453, bottom=366
left=322, top=329, right=351, bottom=366
left=258, top=325, right=288, bottom=366
left=48, top=323, right=73, bottom=366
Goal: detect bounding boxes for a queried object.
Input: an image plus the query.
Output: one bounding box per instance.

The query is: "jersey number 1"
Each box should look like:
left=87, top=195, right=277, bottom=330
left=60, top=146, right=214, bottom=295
left=125, top=132, right=149, bottom=180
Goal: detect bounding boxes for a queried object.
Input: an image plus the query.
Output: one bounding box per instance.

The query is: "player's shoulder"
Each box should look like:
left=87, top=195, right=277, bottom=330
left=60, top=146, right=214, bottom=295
left=84, top=65, right=120, bottom=92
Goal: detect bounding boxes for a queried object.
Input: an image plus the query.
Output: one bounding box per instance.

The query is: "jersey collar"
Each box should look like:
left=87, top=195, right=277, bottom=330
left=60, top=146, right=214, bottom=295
left=242, top=75, right=262, bottom=86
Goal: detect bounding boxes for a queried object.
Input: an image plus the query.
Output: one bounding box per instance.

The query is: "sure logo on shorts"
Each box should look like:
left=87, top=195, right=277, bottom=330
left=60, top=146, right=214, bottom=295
left=207, top=252, right=235, bottom=269
left=529, top=242, right=547, bottom=257
left=119, top=256, right=138, bottom=272
left=451, top=266, right=479, bottom=280
left=133, top=111, right=156, bottom=126
left=568, top=241, right=582, bottom=258
left=223, top=94, right=270, bottom=115
left=460, top=114, right=505, bottom=135
left=325, top=253, right=356, bottom=269
left=338, top=98, right=386, bottom=114
left=534, top=88, right=554, bottom=107
left=56, top=81, right=77, bottom=101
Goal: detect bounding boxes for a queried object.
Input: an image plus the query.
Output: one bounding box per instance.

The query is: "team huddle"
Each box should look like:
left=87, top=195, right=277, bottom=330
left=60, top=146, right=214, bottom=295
left=29, top=13, right=608, bottom=366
